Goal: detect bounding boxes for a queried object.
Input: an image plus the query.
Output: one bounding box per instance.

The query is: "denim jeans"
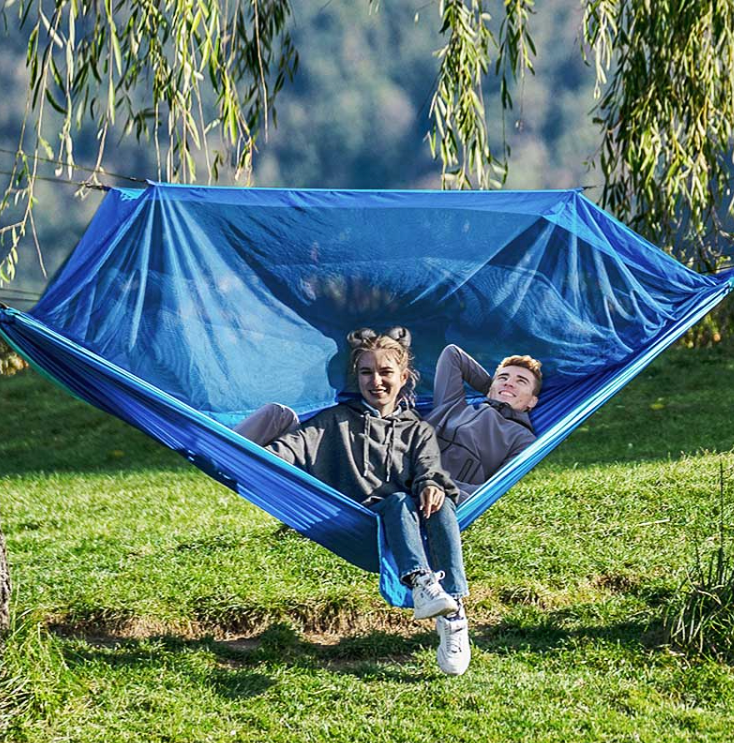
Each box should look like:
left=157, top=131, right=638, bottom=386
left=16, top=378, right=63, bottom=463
left=370, top=492, right=469, bottom=598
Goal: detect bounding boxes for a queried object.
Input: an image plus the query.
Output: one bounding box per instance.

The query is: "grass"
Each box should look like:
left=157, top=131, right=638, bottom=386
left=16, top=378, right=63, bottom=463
left=664, top=463, right=734, bottom=661
left=2, top=341, right=734, bottom=741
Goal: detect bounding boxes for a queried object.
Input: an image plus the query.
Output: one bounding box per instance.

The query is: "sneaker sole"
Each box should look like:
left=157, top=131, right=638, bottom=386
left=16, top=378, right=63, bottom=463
left=436, top=653, right=470, bottom=676
left=413, top=597, right=459, bottom=620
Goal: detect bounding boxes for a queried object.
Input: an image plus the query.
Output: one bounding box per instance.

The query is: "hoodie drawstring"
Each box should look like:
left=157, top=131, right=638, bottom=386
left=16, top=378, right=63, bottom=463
left=362, top=412, right=397, bottom=481
left=384, top=419, right=395, bottom=482
left=362, top=413, right=371, bottom=477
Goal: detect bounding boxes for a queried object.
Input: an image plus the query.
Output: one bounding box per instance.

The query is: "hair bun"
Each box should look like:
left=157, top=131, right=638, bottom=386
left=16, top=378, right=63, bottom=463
left=346, top=328, right=378, bottom=348
left=384, top=326, right=412, bottom=348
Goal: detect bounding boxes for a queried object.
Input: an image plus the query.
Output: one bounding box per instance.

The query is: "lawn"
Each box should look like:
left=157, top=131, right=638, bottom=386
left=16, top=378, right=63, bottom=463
left=1, top=340, right=734, bottom=742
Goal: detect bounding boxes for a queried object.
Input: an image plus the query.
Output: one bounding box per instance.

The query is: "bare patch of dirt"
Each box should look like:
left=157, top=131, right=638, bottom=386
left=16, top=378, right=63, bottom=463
left=46, top=607, right=439, bottom=646
left=590, top=573, right=641, bottom=592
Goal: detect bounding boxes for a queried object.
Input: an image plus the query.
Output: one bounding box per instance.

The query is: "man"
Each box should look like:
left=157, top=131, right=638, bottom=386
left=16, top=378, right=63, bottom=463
left=424, top=344, right=542, bottom=503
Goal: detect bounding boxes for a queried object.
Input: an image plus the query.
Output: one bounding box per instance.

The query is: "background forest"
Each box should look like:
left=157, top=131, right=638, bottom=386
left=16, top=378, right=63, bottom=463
left=0, top=0, right=598, bottom=305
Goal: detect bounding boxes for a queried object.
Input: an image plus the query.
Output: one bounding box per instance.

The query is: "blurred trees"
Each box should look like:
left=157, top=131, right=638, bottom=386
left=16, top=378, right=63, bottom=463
left=1, top=0, right=299, bottom=284
left=1, top=1, right=733, bottom=288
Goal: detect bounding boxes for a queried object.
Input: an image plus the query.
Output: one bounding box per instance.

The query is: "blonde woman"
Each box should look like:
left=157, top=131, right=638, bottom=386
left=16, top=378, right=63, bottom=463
left=235, top=328, right=471, bottom=675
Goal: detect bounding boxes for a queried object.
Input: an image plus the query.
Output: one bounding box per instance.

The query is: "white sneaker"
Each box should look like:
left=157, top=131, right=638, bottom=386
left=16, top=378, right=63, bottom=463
left=411, top=571, right=459, bottom=620
left=436, top=606, right=470, bottom=676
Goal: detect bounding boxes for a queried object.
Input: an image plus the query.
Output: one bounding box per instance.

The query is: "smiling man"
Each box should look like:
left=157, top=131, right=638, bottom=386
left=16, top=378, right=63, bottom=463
left=424, top=344, right=542, bottom=503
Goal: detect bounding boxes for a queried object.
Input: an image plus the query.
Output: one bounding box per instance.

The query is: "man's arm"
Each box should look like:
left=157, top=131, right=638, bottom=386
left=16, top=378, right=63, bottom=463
left=433, top=344, right=493, bottom=408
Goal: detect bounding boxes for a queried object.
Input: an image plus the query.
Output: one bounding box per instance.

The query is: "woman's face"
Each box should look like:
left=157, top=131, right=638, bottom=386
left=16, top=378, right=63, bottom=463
left=356, top=348, right=409, bottom=416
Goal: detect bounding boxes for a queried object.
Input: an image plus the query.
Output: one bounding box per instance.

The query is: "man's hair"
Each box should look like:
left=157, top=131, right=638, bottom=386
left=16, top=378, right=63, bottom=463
left=495, top=355, right=543, bottom=395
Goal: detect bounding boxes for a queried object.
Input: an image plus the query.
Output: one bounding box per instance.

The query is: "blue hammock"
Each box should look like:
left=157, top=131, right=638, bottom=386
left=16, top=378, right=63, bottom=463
left=2, top=183, right=732, bottom=606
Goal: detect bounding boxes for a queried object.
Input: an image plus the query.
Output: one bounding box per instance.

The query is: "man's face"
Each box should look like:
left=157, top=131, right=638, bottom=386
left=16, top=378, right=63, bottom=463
left=488, top=364, right=538, bottom=412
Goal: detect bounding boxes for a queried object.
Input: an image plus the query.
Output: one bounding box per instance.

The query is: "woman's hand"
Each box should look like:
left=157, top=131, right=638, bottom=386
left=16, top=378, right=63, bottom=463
left=419, top=486, right=445, bottom=518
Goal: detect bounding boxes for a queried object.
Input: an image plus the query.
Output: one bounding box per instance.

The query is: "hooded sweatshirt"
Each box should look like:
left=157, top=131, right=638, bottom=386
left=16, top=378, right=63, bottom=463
left=267, top=398, right=459, bottom=506
left=424, top=345, right=536, bottom=499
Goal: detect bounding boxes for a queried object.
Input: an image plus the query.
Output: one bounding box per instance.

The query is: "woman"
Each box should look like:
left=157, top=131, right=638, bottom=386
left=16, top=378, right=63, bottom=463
left=235, top=328, right=471, bottom=676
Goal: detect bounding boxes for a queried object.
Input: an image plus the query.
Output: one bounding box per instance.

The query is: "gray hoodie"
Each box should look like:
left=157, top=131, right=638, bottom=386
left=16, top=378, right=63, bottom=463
left=267, top=399, right=459, bottom=506
left=424, top=345, right=536, bottom=498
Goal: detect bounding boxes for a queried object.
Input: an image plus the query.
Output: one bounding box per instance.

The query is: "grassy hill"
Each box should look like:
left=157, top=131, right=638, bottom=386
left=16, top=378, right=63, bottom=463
left=1, top=340, right=734, bottom=742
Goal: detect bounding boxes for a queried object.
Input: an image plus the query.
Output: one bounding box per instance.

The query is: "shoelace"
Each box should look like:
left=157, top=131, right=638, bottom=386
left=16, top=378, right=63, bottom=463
left=418, top=570, right=446, bottom=598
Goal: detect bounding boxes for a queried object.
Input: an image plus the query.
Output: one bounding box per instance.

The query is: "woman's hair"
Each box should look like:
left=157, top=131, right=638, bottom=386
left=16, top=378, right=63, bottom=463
left=346, top=326, right=419, bottom=405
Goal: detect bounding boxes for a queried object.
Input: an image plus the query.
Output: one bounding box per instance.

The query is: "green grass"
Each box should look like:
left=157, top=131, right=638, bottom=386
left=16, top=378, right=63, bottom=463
left=2, top=342, right=734, bottom=742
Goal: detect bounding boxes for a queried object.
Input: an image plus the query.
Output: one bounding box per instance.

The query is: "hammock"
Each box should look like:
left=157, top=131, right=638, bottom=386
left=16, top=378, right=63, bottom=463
left=2, top=183, right=732, bottom=607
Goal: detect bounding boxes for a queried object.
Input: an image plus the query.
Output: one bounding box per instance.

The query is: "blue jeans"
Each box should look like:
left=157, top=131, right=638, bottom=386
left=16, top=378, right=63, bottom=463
left=370, top=492, right=469, bottom=598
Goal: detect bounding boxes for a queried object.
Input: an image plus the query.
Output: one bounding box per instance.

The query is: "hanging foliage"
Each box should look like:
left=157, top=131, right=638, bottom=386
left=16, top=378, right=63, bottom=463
left=0, top=0, right=298, bottom=284
left=1, top=1, right=733, bottom=286
left=0, top=337, right=28, bottom=376
left=428, top=0, right=536, bottom=190
left=431, top=1, right=734, bottom=272
left=583, top=0, right=734, bottom=264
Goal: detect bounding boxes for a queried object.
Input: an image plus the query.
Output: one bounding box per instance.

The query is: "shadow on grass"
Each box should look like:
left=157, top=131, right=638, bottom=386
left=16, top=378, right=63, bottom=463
left=472, top=611, right=666, bottom=656
left=57, top=632, right=278, bottom=700
left=53, top=610, right=670, bottom=690
left=53, top=622, right=443, bottom=688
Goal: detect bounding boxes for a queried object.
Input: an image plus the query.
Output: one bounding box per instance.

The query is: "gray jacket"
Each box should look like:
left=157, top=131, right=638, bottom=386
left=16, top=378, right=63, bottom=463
left=267, top=399, right=459, bottom=506
left=424, top=345, right=536, bottom=498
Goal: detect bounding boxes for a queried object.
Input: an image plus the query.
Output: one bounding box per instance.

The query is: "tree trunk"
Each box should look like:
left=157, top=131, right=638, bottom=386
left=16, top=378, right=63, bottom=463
left=0, top=520, right=9, bottom=636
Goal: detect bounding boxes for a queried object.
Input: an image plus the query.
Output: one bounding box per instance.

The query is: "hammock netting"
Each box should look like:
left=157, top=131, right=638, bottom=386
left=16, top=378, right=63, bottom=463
left=2, top=183, right=732, bottom=605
